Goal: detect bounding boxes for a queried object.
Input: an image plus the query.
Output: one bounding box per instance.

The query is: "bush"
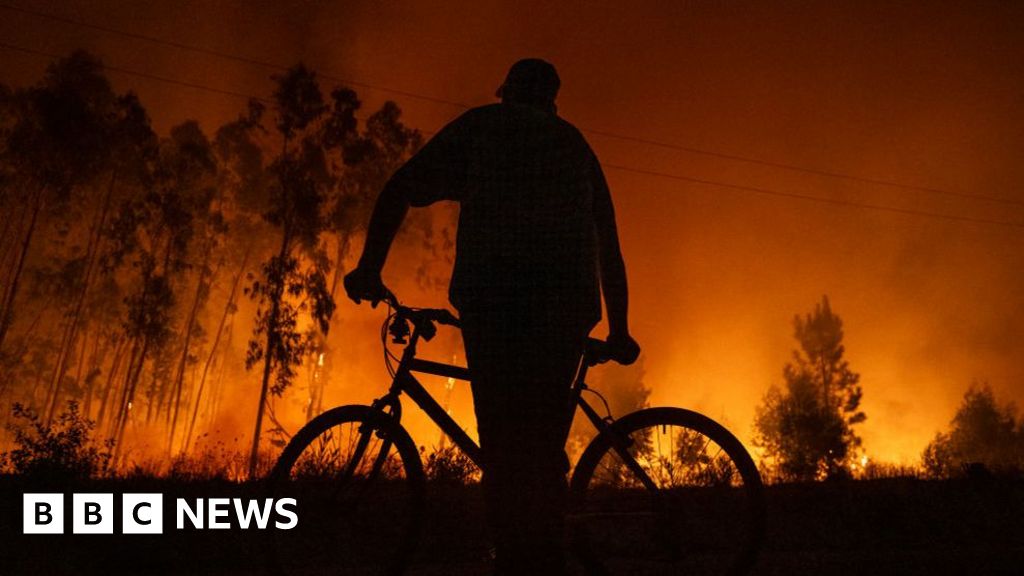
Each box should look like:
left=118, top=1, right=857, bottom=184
left=423, top=444, right=479, bottom=484
left=2, top=401, right=113, bottom=480
left=922, top=385, right=1022, bottom=479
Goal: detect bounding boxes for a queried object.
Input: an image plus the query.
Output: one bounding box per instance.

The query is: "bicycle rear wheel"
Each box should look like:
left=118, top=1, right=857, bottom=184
left=266, top=404, right=425, bottom=576
left=569, top=407, right=764, bottom=576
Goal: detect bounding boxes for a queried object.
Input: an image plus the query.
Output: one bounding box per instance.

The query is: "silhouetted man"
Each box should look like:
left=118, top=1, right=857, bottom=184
left=345, top=58, right=639, bottom=575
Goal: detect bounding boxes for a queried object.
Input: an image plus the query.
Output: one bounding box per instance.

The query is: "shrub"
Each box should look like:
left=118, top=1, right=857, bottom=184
left=2, top=401, right=113, bottom=480
left=922, top=384, right=1022, bottom=479
left=423, top=444, right=479, bottom=484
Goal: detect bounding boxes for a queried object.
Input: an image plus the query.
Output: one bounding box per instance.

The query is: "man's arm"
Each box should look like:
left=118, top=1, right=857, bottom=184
left=590, top=152, right=640, bottom=364
left=345, top=115, right=469, bottom=304
left=344, top=181, right=409, bottom=304
left=596, top=202, right=629, bottom=337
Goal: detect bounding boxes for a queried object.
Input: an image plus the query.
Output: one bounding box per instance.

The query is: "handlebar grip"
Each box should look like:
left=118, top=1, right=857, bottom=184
left=437, top=310, right=461, bottom=328
left=585, top=338, right=611, bottom=366
left=585, top=337, right=640, bottom=366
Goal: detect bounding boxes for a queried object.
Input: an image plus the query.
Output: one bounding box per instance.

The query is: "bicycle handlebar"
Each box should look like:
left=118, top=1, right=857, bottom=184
left=377, top=291, right=631, bottom=365
left=585, top=338, right=612, bottom=366
left=382, top=290, right=461, bottom=328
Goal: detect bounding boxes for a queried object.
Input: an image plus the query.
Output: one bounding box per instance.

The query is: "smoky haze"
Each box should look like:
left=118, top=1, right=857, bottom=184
left=1, top=0, right=1022, bottom=464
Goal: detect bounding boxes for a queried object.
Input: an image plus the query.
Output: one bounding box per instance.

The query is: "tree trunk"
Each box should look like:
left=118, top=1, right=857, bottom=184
left=0, top=198, right=30, bottom=290
left=206, top=316, right=234, bottom=437
left=82, top=331, right=108, bottom=420
left=166, top=248, right=212, bottom=453
left=183, top=248, right=249, bottom=454
left=108, top=338, right=140, bottom=439
left=249, top=233, right=290, bottom=478
left=95, top=336, right=128, bottom=431
left=249, top=318, right=276, bottom=478
left=112, top=338, right=150, bottom=465
left=0, top=188, right=44, bottom=354
left=43, top=172, right=117, bottom=424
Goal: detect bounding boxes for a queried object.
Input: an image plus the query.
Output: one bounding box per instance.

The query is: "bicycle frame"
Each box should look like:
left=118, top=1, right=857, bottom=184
left=368, top=314, right=621, bottom=473
left=271, top=303, right=763, bottom=576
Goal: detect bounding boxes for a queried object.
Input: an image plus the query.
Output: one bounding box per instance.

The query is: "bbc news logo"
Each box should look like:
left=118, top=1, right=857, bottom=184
left=23, top=493, right=298, bottom=534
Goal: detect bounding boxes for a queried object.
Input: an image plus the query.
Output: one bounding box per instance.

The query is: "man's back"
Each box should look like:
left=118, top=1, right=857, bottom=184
left=397, top=102, right=603, bottom=322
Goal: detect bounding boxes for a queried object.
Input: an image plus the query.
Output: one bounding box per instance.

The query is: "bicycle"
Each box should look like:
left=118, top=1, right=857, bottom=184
left=267, top=292, right=765, bottom=576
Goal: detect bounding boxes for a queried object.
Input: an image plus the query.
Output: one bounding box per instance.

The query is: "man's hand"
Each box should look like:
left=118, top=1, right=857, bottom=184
left=343, top=266, right=388, bottom=307
left=607, top=332, right=640, bottom=365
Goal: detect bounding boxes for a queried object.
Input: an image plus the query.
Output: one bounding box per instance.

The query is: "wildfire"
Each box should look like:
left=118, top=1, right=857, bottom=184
left=849, top=454, right=871, bottom=475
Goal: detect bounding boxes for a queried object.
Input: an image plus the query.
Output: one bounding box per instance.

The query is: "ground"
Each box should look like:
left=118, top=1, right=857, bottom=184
left=1, top=476, right=1021, bottom=575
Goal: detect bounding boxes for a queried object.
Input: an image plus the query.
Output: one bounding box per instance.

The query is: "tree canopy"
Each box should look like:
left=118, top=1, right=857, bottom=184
left=754, top=296, right=866, bottom=481
left=923, top=384, right=1022, bottom=478
left=0, top=52, right=432, bottom=477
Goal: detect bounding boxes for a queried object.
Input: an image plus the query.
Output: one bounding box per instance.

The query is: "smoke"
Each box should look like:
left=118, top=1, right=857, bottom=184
left=1, top=0, right=1022, bottom=465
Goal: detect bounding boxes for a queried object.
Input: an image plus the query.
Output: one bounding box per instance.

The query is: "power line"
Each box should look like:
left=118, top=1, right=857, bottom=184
left=2, top=1, right=1021, bottom=209
left=0, top=40, right=428, bottom=136
left=590, top=130, right=1024, bottom=208
left=2, top=40, right=1022, bottom=232
left=0, top=1, right=471, bottom=110
left=0, top=41, right=271, bottom=103
left=603, top=163, right=1024, bottom=230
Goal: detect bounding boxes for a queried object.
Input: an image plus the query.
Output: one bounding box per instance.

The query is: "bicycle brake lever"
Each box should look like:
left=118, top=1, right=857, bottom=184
left=436, top=310, right=460, bottom=327
left=420, top=321, right=437, bottom=341
left=389, top=317, right=410, bottom=344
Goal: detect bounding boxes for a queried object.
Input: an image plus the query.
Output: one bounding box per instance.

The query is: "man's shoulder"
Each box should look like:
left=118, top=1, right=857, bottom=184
left=454, top=103, right=503, bottom=125
left=460, top=104, right=582, bottom=132
left=447, top=104, right=591, bottom=155
left=552, top=116, right=587, bottom=145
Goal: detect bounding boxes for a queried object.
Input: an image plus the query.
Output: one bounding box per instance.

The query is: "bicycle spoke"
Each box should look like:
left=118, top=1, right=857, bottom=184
left=571, top=408, right=764, bottom=576
left=268, top=406, right=424, bottom=576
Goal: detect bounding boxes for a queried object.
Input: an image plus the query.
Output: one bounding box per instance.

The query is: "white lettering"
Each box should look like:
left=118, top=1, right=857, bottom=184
left=176, top=498, right=203, bottom=529
left=232, top=498, right=273, bottom=529
left=208, top=498, right=231, bottom=529
left=274, top=498, right=298, bottom=530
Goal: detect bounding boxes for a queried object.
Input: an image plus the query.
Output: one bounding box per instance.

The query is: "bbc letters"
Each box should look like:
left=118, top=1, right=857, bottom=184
left=23, top=493, right=298, bottom=534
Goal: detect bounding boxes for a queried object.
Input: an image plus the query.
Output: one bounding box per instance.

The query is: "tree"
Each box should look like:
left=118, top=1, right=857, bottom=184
left=179, top=105, right=267, bottom=454
left=153, top=121, right=224, bottom=454
left=0, top=51, right=132, bottom=359
left=0, top=52, right=447, bottom=474
left=312, top=99, right=422, bottom=421
left=754, top=296, right=865, bottom=481
left=922, top=383, right=1022, bottom=478
left=0, top=51, right=156, bottom=433
left=244, top=66, right=348, bottom=478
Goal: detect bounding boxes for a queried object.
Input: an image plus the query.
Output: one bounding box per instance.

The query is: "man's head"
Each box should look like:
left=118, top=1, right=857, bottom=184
left=497, top=59, right=560, bottom=111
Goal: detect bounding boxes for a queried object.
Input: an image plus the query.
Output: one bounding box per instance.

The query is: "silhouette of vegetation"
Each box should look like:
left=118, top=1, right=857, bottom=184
left=754, top=296, right=866, bottom=481
left=423, top=444, right=480, bottom=484
left=922, top=383, right=1023, bottom=478
left=0, top=51, right=426, bottom=476
left=243, top=65, right=339, bottom=478
left=1, top=400, right=112, bottom=480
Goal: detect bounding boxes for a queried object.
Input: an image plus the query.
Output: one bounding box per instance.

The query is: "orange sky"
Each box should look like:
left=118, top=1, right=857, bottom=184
left=2, top=0, right=1022, bottom=464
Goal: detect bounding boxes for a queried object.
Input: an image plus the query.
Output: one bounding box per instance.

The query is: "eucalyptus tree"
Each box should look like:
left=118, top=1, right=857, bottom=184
left=244, top=65, right=366, bottom=477
left=0, top=52, right=156, bottom=431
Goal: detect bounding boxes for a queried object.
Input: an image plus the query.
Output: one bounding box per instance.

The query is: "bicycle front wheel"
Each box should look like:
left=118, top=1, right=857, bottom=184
left=266, top=404, right=425, bottom=576
left=569, top=407, right=765, bottom=576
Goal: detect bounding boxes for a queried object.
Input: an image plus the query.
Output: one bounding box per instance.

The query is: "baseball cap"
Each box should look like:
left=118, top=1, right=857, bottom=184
left=496, top=58, right=560, bottom=102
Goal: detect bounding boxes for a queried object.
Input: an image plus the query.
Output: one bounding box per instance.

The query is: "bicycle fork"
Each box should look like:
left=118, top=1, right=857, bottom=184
left=353, top=393, right=404, bottom=483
